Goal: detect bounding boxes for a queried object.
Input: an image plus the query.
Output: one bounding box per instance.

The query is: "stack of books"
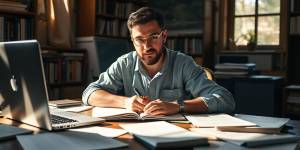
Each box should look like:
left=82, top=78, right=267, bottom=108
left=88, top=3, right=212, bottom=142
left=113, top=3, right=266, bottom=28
left=214, top=63, right=256, bottom=78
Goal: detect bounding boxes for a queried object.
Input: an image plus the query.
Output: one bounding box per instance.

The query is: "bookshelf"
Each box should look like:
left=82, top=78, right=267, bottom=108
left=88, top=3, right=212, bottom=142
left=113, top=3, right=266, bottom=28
left=0, top=0, right=35, bottom=42
left=42, top=47, right=87, bottom=100
left=77, top=0, right=147, bottom=37
left=288, top=0, right=300, bottom=84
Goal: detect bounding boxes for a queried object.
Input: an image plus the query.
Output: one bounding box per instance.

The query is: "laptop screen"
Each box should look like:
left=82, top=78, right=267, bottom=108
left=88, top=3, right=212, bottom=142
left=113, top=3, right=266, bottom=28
left=0, top=40, right=52, bottom=130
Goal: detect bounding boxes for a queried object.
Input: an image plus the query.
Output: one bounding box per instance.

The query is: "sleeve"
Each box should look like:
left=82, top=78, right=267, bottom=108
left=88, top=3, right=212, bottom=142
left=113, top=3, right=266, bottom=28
left=82, top=58, right=125, bottom=105
left=182, top=58, right=235, bottom=113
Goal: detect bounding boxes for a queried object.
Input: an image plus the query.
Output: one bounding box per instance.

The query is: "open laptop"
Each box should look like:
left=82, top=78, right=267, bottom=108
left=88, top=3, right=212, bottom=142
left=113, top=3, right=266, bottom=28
left=0, top=40, right=104, bottom=131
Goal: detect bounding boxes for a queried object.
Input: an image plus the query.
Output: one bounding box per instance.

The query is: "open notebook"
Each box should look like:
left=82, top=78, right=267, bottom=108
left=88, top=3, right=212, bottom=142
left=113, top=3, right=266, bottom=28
left=92, top=107, right=186, bottom=121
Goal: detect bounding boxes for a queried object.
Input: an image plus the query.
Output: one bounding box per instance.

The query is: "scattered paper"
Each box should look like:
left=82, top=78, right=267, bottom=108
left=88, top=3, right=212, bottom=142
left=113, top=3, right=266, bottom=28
left=69, top=126, right=127, bottom=138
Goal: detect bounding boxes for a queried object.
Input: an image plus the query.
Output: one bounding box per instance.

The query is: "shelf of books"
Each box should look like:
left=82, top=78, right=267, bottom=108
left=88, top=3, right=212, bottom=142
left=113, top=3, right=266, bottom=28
left=0, top=0, right=35, bottom=42
left=78, top=0, right=147, bottom=37
left=42, top=48, right=87, bottom=99
left=166, top=33, right=203, bottom=65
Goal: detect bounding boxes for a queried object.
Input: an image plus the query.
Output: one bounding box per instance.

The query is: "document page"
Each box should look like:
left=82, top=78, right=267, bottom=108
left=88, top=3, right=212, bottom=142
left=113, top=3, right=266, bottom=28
left=185, top=114, right=256, bottom=127
left=69, top=126, right=127, bottom=138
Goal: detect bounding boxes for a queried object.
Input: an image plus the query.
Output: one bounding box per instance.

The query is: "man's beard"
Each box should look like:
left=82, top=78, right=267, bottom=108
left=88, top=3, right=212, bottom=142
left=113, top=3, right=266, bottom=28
left=140, top=48, right=164, bottom=65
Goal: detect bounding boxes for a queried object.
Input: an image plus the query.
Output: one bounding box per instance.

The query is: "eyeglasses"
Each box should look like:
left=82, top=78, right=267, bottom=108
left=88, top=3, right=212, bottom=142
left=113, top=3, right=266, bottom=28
left=131, top=31, right=164, bottom=46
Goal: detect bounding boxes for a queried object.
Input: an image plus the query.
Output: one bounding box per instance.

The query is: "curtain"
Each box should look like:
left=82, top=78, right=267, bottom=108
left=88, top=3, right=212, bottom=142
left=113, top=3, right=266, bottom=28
left=36, top=0, right=74, bottom=48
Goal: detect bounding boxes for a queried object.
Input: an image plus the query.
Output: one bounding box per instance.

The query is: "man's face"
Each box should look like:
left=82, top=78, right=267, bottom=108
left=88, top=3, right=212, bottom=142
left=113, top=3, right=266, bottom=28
left=131, top=20, right=167, bottom=65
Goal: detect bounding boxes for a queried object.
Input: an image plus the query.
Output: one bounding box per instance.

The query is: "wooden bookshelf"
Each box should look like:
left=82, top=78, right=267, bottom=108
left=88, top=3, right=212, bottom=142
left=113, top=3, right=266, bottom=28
left=0, top=1, right=35, bottom=42
left=41, top=47, right=87, bottom=100
left=288, top=0, right=300, bottom=84
left=77, top=0, right=147, bottom=37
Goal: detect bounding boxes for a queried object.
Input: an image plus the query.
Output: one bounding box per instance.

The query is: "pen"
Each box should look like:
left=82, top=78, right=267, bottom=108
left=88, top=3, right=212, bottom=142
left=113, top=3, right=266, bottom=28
left=133, top=88, right=141, bottom=96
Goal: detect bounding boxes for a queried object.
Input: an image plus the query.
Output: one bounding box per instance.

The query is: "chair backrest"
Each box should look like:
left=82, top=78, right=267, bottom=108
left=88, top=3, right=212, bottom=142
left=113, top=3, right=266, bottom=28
left=203, top=67, right=214, bottom=80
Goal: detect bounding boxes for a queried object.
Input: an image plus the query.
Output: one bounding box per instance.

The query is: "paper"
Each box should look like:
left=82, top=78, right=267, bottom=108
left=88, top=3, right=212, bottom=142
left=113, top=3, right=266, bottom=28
left=217, top=114, right=290, bottom=134
left=58, top=105, right=94, bottom=112
left=69, top=126, right=127, bottom=138
left=120, top=121, right=207, bottom=149
left=190, top=128, right=300, bottom=147
left=17, top=131, right=128, bottom=150
left=185, top=114, right=256, bottom=127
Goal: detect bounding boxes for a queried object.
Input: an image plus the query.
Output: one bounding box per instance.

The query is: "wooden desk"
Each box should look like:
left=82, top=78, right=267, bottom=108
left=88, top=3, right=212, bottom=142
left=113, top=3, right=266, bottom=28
left=1, top=109, right=300, bottom=150
left=0, top=112, right=193, bottom=150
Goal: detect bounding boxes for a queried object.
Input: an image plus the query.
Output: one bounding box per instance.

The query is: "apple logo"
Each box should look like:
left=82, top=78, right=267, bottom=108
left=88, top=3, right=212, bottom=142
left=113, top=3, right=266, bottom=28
left=10, top=75, right=18, bottom=92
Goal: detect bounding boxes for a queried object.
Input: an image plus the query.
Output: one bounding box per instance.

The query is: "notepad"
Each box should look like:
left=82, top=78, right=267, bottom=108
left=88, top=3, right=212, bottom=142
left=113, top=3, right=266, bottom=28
left=190, top=128, right=300, bottom=147
left=92, top=107, right=186, bottom=121
left=120, top=121, right=208, bottom=149
left=185, top=114, right=256, bottom=128
left=0, top=124, right=32, bottom=140
left=17, top=131, right=128, bottom=150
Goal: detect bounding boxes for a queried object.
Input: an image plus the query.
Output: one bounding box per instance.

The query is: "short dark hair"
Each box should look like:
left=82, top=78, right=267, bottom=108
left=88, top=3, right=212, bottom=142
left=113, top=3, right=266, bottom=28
left=127, top=7, right=164, bottom=32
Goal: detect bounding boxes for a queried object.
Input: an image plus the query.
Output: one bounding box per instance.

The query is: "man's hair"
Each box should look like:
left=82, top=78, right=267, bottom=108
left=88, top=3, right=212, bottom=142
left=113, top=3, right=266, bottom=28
left=127, top=7, right=164, bottom=32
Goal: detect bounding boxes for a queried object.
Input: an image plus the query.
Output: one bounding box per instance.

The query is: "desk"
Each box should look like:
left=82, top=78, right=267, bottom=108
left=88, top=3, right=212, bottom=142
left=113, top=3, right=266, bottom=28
left=1, top=111, right=299, bottom=150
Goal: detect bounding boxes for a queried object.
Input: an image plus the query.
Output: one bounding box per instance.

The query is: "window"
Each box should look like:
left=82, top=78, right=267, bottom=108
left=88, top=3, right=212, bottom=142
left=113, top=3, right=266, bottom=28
left=232, top=0, right=281, bottom=48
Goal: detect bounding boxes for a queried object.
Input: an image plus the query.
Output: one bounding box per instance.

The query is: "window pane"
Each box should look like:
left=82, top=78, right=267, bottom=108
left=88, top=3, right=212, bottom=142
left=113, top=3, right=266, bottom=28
left=257, top=16, right=280, bottom=45
left=258, top=0, right=280, bottom=14
left=234, top=17, right=255, bottom=45
left=235, top=0, right=256, bottom=15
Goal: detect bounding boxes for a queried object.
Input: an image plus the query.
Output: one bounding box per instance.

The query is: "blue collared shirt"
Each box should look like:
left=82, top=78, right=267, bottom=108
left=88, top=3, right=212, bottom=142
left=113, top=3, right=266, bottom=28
left=82, top=48, right=235, bottom=113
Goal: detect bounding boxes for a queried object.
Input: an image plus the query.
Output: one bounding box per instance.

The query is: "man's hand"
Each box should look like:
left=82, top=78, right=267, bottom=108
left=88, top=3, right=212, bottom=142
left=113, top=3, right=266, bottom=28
left=143, top=99, right=179, bottom=116
left=125, top=96, right=150, bottom=113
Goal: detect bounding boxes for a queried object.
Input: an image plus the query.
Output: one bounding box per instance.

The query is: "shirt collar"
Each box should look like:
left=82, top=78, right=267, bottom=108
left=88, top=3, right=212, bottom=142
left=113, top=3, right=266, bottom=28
left=134, top=47, right=170, bottom=75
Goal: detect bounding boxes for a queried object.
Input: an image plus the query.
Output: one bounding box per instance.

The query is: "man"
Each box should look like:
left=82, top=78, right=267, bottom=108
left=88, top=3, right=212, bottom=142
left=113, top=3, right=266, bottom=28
left=82, top=7, right=235, bottom=116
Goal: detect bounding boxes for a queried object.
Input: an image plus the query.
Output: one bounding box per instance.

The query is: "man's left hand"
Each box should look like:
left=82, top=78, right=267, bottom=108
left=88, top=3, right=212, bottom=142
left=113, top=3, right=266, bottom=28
left=143, top=99, right=179, bottom=116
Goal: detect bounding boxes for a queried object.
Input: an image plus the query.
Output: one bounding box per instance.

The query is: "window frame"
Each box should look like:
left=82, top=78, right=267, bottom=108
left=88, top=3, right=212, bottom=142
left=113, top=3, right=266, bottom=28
left=229, top=0, right=282, bottom=50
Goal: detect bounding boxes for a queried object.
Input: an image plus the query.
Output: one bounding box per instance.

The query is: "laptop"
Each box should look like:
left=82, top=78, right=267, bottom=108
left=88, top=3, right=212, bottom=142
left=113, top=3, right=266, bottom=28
left=0, top=40, right=104, bottom=131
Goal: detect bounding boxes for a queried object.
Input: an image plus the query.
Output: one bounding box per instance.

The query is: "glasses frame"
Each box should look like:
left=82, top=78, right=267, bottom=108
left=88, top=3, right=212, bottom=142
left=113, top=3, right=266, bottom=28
left=131, top=30, right=164, bottom=47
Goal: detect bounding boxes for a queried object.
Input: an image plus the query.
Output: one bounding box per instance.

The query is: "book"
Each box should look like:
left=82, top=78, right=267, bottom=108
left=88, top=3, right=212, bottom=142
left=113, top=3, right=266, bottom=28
left=48, top=99, right=83, bottom=108
left=185, top=114, right=256, bottom=128
left=17, top=131, right=128, bottom=150
left=120, top=121, right=208, bottom=149
left=190, top=127, right=300, bottom=147
left=0, top=124, right=32, bottom=140
left=92, top=107, right=186, bottom=121
left=216, top=114, right=290, bottom=134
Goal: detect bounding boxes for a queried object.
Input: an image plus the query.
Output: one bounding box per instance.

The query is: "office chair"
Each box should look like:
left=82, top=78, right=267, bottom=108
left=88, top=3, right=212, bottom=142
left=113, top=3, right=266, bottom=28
left=203, top=67, right=214, bottom=81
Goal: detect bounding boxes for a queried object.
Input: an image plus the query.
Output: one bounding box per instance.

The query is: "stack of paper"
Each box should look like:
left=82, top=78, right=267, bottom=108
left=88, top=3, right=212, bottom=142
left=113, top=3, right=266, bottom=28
left=216, top=114, right=290, bottom=134
left=120, top=121, right=208, bottom=149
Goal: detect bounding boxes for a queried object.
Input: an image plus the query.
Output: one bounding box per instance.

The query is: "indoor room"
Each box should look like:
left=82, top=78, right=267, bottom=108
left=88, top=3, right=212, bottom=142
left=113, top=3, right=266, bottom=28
left=1, top=0, right=300, bottom=149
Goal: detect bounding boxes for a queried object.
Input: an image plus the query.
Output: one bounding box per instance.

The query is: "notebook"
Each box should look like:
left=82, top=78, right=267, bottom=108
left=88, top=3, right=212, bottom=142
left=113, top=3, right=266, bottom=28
left=0, top=40, right=104, bottom=131
left=92, top=107, right=186, bottom=121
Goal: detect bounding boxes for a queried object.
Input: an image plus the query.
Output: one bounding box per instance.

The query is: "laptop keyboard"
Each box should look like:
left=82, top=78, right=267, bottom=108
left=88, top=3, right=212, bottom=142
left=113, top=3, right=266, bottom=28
left=51, top=114, right=78, bottom=124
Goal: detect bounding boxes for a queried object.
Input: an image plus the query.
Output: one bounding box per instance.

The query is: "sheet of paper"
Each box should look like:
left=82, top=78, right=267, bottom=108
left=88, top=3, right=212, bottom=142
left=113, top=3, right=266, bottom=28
left=185, top=114, right=256, bottom=127
left=17, top=131, right=128, bottom=150
left=190, top=128, right=300, bottom=147
left=69, top=126, right=127, bottom=138
left=58, top=105, right=94, bottom=112
left=92, top=107, right=136, bottom=118
left=235, top=114, right=290, bottom=128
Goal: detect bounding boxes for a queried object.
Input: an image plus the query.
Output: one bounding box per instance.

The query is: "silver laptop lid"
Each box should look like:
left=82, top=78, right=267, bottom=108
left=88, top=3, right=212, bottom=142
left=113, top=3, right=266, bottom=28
left=0, top=40, right=53, bottom=130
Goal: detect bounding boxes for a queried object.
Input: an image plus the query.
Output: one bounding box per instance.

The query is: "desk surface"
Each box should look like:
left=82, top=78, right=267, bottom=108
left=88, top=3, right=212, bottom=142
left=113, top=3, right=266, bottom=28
left=1, top=111, right=300, bottom=150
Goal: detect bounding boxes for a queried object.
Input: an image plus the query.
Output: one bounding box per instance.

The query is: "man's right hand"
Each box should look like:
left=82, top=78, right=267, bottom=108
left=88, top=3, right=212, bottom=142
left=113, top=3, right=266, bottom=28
left=125, top=95, right=150, bottom=113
